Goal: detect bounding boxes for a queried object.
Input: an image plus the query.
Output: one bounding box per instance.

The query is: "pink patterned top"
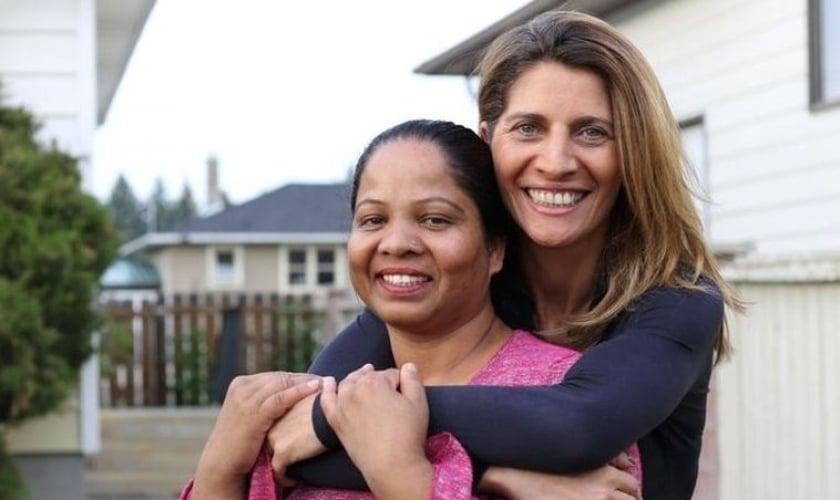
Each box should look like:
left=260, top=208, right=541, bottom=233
left=180, top=330, right=642, bottom=500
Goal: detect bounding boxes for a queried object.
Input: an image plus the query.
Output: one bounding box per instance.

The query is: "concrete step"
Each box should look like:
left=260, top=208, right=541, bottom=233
left=85, top=470, right=187, bottom=500
left=85, top=408, right=219, bottom=500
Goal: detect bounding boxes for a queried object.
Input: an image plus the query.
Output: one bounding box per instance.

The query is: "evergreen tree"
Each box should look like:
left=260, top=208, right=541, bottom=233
left=171, top=182, right=197, bottom=228
left=147, top=177, right=171, bottom=231
left=106, top=173, right=146, bottom=242
left=0, top=98, right=118, bottom=496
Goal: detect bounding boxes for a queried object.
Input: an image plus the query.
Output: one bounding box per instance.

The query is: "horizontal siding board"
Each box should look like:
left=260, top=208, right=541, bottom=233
left=709, top=131, right=840, bottom=188
left=2, top=74, right=81, bottom=115
left=0, top=0, right=76, bottom=30
left=712, top=164, right=840, bottom=214
left=0, top=32, right=78, bottom=73
left=711, top=198, right=840, bottom=253
left=709, top=103, right=840, bottom=161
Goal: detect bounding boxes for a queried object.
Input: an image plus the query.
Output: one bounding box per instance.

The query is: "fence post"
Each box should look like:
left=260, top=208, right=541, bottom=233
left=214, top=305, right=243, bottom=403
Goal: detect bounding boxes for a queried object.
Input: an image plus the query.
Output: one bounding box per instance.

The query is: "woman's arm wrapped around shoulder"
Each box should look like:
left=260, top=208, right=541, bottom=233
left=290, top=286, right=723, bottom=484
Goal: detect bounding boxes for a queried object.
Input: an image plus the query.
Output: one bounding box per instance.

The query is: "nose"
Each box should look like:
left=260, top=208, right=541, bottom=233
left=535, top=130, right=578, bottom=178
left=378, top=222, right=422, bottom=256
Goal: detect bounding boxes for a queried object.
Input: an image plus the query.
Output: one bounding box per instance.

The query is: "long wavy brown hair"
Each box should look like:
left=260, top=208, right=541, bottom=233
left=477, top=10, right=744, bottom=361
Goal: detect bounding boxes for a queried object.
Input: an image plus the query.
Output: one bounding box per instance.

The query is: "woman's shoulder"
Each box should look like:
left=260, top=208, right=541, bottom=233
left=634, top=279, right=724, bottom=315
left=610, top=280, right=724, bottom=348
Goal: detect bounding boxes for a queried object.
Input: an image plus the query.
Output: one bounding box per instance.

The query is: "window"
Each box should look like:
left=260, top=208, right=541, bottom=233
left=810, top=0, right=840, bottom=105
left=317, top=249, right=335, bottom=285
left=215, top=249, right=235, bottom=282
left=680, top=118, right=710, bottom=234
left=288, top=249, right=307, bottom=285
left=208, top=247, right=242, bottom=288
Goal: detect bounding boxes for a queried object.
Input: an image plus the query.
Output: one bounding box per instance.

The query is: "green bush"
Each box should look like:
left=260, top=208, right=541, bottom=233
left=0, top=96, right=118, bottom=492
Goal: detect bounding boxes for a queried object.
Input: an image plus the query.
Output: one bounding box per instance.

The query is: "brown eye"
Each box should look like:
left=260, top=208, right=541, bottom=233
left=356, top=214, right=385, bottom=228
left=421, top=215, right=452, bottom=229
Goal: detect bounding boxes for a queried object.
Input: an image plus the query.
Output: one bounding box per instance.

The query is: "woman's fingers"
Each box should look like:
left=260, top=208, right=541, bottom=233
left=399, top=363, right=426, bottom=408
left=262, top=377, right=322, bottom=420
left=608, top=452, right=634, bottom=471
left=608, top=466, right=642, bottom=499
left=319, top=376, right=339, bottom=426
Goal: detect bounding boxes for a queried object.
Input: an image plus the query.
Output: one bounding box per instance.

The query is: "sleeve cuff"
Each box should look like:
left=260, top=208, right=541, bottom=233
left=311, top=393, right=341, bottom=449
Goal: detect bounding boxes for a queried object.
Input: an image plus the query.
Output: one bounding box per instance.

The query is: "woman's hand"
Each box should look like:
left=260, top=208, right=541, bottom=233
left=321, top=363, right=433, bottom=500
left=479, top=463, right=642, bottom=500
left=191, top=372, right=322, bottom=500
left=266, top=392, right=327, bottom=486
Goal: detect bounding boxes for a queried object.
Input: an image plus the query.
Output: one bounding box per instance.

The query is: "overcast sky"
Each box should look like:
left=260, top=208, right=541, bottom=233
left=92, top=0, right=530, bottom=205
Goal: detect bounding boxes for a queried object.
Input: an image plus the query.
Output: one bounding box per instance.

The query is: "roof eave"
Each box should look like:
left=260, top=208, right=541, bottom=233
left=414, top=0, right=638, bottom=76
left=119, top=232, right=350, bottom=256
left=96, top=0, right=157, bottom=124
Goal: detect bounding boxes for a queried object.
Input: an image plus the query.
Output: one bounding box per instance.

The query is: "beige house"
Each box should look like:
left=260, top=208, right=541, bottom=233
left=121, top=183, right=353, bottom=297
left=417, top=1, right=840, bottom=499
left=0, top=1, right=156, bottom=498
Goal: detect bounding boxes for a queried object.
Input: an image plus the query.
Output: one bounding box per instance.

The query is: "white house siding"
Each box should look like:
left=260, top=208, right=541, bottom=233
left=606, top=1, right=840, bottom=498
left=611, top=0, right=840, bottom=255
left=0, top=0, right=97, bottom=187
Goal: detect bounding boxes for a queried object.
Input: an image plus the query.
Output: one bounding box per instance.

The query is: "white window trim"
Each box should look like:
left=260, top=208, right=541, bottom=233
left=206, top=245, right=245, bottom=289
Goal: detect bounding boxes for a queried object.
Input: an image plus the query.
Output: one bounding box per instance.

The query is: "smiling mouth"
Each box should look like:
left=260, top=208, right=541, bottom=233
left=527, top=189, right=585, bottom=208
left=380, top=274, right=431, bottom=287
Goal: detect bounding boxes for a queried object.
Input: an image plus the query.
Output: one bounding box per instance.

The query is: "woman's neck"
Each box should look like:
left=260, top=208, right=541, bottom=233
left=387, top=306, right=511, bottom=386
left=520, top=240, right=603, bottom=330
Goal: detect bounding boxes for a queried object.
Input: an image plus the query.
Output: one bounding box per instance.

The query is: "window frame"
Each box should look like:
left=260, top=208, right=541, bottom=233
left=809, top=0, right=840, bottom=109
left=679, top=116, right=710, bottom=235
left=206, top=246, right=244, bottom=289
left=287, top=247, right=308, bottom=286
left=316, top=248, right=336, bottom=286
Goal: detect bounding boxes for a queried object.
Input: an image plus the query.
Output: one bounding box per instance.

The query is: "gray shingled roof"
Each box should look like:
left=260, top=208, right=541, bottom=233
left=172, top=183, right=352, bottom=233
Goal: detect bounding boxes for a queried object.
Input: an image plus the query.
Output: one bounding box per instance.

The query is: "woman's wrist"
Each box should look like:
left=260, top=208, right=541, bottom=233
left=365, top=455, right=433, bottom=500
left=191, top=472, right=247, bottom=500
left=476, top=466, right=515, bottom=497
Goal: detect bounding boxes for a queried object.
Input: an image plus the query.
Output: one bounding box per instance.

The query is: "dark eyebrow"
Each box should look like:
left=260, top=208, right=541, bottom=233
left=571, top=115, right=614, bottom=130
left=419, top=196, right=467, bottom=215
left=500, top=112, right=546, bottom=124
left=354, top=198, right=384, bottom=212
left=354, top=196, right=466, bottom=214
left=501, top=112, right=613, bottom=131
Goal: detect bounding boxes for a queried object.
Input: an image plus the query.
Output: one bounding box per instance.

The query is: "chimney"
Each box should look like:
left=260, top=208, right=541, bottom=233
left=206, top=155, right=222, bottom=212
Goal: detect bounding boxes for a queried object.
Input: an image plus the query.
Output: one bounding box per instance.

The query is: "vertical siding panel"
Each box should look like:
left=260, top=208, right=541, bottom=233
left=718, top=282, right=840, bottom=500
left=819, top=285, right=840, bottom=497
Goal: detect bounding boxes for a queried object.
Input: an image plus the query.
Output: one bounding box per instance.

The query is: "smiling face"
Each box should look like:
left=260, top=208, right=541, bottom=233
left=348, top=138, right=504, bottom=335
left=482, top=62, right=622, bottom=254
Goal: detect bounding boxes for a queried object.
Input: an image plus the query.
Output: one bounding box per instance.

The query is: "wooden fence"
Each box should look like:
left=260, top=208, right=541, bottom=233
left=96, top=291, right=362, bottom=408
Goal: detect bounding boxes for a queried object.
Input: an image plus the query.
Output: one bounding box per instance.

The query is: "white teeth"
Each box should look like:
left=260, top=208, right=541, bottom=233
left=527, top=189, right=584, bottom=207
left=381, top=274, right=428, bottom=286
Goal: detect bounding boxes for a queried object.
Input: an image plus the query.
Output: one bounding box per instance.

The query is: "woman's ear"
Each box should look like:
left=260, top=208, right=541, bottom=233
left=488, top=237, right=505, bottom=276
left=479, top=121, right=491, bottom=144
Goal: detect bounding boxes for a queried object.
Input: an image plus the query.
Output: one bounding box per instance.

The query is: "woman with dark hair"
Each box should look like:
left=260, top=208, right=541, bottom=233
left=181, top=119, right=641, bottom=499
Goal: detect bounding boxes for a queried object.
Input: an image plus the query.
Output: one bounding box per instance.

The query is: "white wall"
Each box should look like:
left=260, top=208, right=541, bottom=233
left=612, top=0, right=840, bottom=256
left=0, top=0, right=97, bottom=187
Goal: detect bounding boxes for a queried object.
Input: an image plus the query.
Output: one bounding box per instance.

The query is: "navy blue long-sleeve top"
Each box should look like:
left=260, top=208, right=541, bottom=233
left=287, top=284, right=723, bottom=500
